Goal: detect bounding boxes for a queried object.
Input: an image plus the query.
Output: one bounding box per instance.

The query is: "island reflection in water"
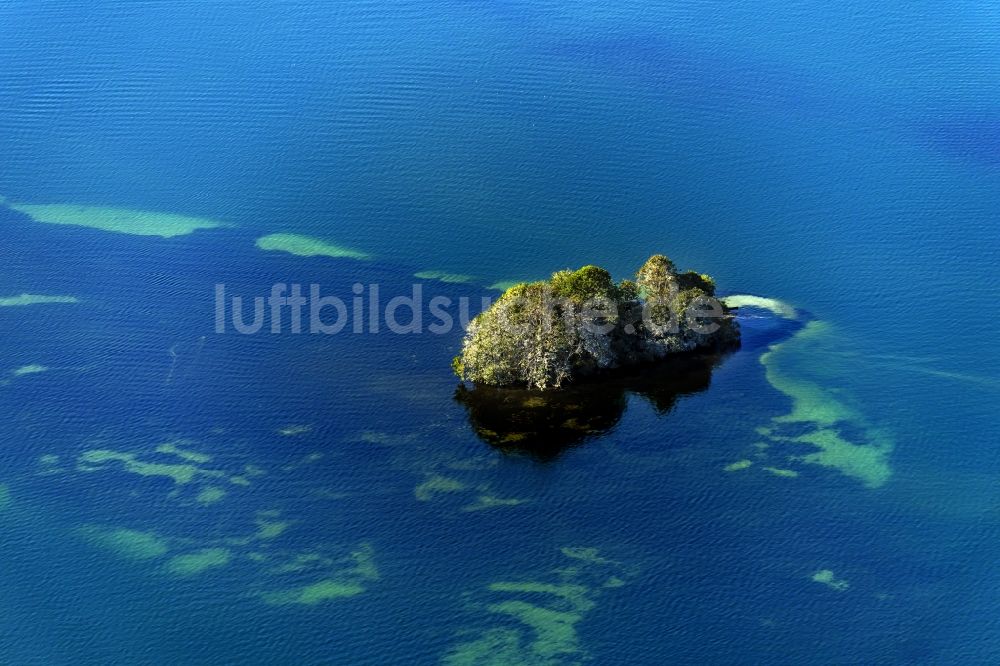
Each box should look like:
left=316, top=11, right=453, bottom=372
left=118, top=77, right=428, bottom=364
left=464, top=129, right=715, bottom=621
left=455, top=351, right=730, bottom=459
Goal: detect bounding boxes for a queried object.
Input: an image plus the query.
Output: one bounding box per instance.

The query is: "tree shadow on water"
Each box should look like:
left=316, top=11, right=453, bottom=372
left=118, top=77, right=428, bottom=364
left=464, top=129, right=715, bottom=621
left=454, top=351, right=731, bottom=460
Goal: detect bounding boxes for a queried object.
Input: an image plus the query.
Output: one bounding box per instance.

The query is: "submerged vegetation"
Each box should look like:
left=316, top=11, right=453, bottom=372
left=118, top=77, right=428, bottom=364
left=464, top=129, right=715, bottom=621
left=453, top=255, right=739, bottom=390
left=756, top=320, right=894, bottom=488
left=444, top=546, right=634, bottom=665
left=713, top=297, right=894, bottom=488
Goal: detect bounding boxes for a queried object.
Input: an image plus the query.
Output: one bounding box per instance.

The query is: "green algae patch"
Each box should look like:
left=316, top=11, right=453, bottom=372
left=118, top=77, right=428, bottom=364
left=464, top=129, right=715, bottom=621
left=414, top=270, right=476, bottom=284
left=165, top=548, right=231, bottom=576
left=462, top=495, right=529, bottom=512
left=350, top=543, right=380, bottom=582
left=11, top=364, right=48, bottom=377
left=414, top=474, right=466, bottom=501
left=792, top=428, right=892, bottom=488
left=761, top=322, right=860, bottom=428
left=37, top=454, right=64, bottom=476
left=488, top=582, right=594, bottom=612
left=253, top=511, right=291, bottom=540
left=722, top=294, right=798, bottom=319
left=261, top=543, right=378, bottom=605
left=256, top=233, right=370, bottom=261
left=269, top=553, right=335, bottom=575
left=357, top=431, right=396, bottom=445
left=811, top=569, right=849, bottom=591
left=443, top=629, right=529, bottom=666
left=78, top=449, right=209, bottom=485
left=560, top=547, right=612, bottom=566
left=446, top=546, right=631, bottom=664
left=488, top=601, right=583, bottom=659
left=0, top=484, right=11, bottom=511
left=262, top=579, right=366, bottom=605
left=763, top=466, right=799, bottom=478
left=0, top=293, right=79, bottom=307
left=155, top=441, right=212, bottom=464
left=79, top=525, right=169, bottom=560
left=352, top=429, right=424, bottom=447
left=75, top=441, right=231, bottom=490
left=724, top=459, right=753, bottom=472
left=278, top=424, right=312, bottom=436
left=757, top=320, right=893, bottom=488
left=9, top=203, right=223, bottom=237
left=195, top=486, right=227, bottom=505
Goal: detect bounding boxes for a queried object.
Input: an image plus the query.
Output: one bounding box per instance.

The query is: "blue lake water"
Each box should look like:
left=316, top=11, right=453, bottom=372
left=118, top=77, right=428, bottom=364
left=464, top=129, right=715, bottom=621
left=1, top=1, right=999, bottom=663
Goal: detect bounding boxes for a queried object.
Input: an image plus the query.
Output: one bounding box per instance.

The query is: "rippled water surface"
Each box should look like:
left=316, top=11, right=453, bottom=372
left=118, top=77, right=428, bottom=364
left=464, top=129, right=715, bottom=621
left=1, top=1, right=998, bottom=663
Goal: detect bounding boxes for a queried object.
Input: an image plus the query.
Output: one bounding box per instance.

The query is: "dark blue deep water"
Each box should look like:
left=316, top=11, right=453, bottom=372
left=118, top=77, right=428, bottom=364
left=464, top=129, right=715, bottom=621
left=1, top=2, right=999, bottom=664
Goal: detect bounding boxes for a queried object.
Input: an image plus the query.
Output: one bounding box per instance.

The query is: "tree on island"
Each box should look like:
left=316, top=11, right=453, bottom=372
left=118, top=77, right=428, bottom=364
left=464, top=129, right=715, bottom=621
left=453, top=255, right=739, bottom=390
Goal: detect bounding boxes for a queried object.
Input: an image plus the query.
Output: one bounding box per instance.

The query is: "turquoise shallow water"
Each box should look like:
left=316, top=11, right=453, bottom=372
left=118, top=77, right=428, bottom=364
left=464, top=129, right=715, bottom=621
left=1, top=1, right=999, bottom=663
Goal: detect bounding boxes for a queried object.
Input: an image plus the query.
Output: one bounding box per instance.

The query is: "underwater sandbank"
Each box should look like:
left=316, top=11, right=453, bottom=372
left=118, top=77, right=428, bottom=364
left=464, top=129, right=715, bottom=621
left=8, top=202, right=224, bottom=237
left=414, top=270, right=476, bottom=284
left=0, top=294, right=78, bottom=307
left=255, top=233, right=371, bottom=261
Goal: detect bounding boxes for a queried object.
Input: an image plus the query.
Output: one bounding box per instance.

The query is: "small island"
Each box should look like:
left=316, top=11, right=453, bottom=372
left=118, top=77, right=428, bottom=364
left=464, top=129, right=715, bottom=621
left=453, top=255, right=740, bottom=390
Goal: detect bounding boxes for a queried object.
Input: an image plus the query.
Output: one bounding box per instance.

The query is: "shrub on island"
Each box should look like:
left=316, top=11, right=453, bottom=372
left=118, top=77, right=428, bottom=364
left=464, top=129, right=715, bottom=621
left=453, top=255, right=739, bottom=390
